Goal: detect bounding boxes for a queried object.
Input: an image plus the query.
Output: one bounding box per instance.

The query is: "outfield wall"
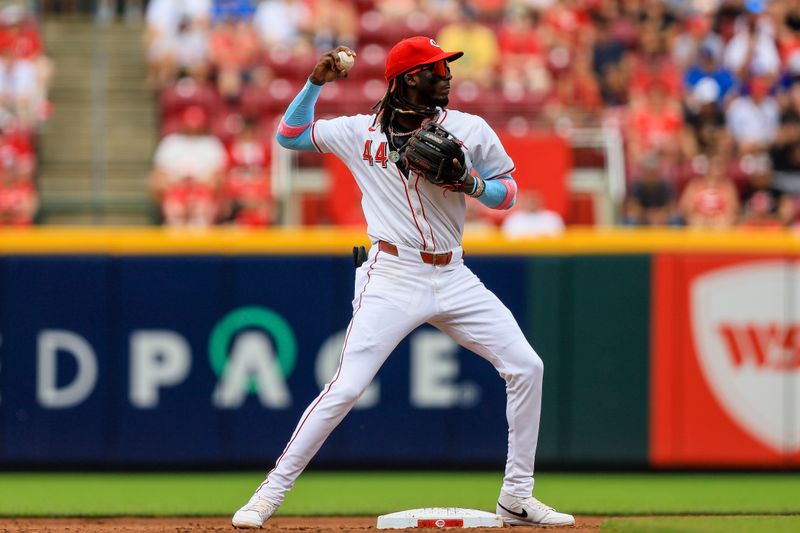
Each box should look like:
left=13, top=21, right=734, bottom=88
left=0, top=228, right=797, bottom=468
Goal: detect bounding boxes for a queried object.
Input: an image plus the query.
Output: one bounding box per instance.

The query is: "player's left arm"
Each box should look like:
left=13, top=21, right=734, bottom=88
left=462, top=118, right=517, bottom=210
left=475, top=175, right=517, bottom=210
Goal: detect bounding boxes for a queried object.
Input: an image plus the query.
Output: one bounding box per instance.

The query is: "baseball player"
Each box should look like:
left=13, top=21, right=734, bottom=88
left=232, top=36, right=574, bottom=528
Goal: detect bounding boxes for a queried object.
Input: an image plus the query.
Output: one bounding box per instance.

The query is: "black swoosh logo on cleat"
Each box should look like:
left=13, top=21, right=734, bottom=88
left=497, top=502, right=528, bottom=518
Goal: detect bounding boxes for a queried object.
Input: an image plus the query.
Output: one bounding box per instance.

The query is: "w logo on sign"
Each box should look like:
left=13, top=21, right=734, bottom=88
left=691, top=261, right=800, bottom=454
left=718, top=323, right=800, bottom=369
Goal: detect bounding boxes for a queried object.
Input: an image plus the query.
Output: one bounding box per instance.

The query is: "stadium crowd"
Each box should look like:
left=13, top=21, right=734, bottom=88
left=142, top=0, right=800, bottom=229
left=0, top=3, right=50, bottom=226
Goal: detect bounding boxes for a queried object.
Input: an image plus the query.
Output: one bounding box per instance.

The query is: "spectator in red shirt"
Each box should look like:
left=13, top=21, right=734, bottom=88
left=209, top=15, right=260, bottom=98
left=0, top=122, right=34, bottom=179
left=0, top=6, right=42, bottom=60
left=150, top=105, right=226, bottom=227
left=630, top=23, right=682, bottom=102
left=627, top=79, right=683, bottom=167
left=0, top=174, right=36, bottom=225
left=471, top=0, right=505, bottom=21
left=778, top=0, right=800, bottom=66
left=546, top=51, right=603, bottom=122
left=498, top=7, right=543, bottom=60
left=0, top=123, right=36, bottom=225
left=498, top=7, right=550, bottom=96
left=221, top=120, right=273, bottom=226
left=543, top=0, right=591, bottom=50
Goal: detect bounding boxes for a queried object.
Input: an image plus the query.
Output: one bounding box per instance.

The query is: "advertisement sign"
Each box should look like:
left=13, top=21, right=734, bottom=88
left=651, top=255, right=800, bottom=467
left=0, top=256, right=522, bottom=467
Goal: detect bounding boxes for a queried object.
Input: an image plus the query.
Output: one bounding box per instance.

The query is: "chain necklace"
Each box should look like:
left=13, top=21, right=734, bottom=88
left=387, top=126, right=413, bottom=163
left=387, top=124, right=420, bottom=138
left=387, top=120, right=426, bottom=163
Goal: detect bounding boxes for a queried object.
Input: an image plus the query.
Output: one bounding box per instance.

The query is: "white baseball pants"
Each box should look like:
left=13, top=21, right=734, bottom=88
left=256, top=242, right=543, bottom=502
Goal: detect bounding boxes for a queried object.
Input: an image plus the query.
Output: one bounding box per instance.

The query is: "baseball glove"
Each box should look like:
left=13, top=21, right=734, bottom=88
left=402, top=121, right=468, bottom=189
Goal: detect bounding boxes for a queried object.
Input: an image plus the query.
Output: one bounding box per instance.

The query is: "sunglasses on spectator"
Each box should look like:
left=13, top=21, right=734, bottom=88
left=406, top=60, right=450, bottom=78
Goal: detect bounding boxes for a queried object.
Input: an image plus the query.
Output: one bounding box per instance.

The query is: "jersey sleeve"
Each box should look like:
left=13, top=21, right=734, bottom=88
left=470, top=117, right=515, bottom=180
left=310, top=116, right=358, bottom=156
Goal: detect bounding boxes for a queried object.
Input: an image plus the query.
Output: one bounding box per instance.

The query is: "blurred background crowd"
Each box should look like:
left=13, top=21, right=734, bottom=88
left=0, top=3, right=50, bottom=226
left=9, top=0, right=800, bottom=233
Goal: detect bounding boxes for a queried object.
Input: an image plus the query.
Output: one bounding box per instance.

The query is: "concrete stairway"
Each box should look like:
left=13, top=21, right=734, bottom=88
left=38, top=17, right=156, bottom=225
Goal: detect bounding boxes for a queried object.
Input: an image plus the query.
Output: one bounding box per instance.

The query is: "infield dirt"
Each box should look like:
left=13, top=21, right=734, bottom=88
left=0, top=516, right=605, bottom=531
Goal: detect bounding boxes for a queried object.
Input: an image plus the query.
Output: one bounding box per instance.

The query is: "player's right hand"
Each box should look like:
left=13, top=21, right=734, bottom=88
left=309, top=46, right=356, bottom=86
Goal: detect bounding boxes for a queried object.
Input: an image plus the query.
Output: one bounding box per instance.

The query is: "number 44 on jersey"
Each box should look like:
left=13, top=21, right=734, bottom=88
left=362, top=140, right=390, bottom=168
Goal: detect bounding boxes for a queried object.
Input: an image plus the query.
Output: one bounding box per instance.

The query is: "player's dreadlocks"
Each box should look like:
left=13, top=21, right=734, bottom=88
left=371, top=75, right=439, bottom=133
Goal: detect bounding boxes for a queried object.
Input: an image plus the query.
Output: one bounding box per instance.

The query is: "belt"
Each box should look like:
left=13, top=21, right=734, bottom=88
left=378, top=240, right=453, bottom=266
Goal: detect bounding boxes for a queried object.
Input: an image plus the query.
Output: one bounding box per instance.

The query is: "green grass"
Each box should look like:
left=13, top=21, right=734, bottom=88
left=0, top=472, right=798, bottom=517
left=602, top=516, right=800, bottom=533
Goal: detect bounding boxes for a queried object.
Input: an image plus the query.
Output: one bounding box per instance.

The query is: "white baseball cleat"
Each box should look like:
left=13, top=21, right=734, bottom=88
left=496, top=493, right=575, bottom=527
left=232, top=493, right=280, bottom=529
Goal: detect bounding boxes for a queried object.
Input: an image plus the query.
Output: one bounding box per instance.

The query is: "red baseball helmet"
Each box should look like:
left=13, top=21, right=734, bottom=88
left=384, top=36, right=463, bottom=82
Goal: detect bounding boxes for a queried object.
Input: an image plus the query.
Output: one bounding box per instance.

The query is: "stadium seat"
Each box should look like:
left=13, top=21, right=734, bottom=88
left=358, top=10, right=420, bottom=45
left=240, top=84, right=272, bottom=119
left=347, top=43, right=386, bottom=80
left=567, top=192, right=595, bottom=225
left=159, top=115, right=181, bottom=138
left=316, top=81, right=345, bottom=112
left=264, top=50, right=318, bottom=82
left=257, top=114, right=281, bottom=144
left=211, top=111, right=245, bottom=142
left=264, top=79, right=303, bottom=114
left=358, top=11, right=389, bottom=45
left=361, top=78, right=387, bottom=103
left=159, top=79, right=221, bottom=117
left=297, top=150, right=324, bottom=167
left=449, top=82, right=486, bottom=114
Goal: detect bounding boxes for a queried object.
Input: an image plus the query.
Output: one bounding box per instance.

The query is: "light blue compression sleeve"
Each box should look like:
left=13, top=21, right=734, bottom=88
left=476, top=175, right=517, bottom=210
left=275, top=79, right=322, bottom=151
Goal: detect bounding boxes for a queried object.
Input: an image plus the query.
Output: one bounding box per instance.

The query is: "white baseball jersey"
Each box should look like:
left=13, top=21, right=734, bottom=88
left=310, top=109, right=515, bottom=251
left=243, top=105, right=547, bottom=521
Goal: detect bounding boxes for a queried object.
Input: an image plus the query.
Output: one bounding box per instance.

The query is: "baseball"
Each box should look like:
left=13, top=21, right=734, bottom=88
left=337, top=50, right=355, bottom=71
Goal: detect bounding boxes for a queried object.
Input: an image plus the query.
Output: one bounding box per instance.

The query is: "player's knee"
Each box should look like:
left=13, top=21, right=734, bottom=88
left=531, top=353, right=544, bottom=378
left=515, top=352, right=544, bottom=382
left=329, top=382, right=364, bottom=407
